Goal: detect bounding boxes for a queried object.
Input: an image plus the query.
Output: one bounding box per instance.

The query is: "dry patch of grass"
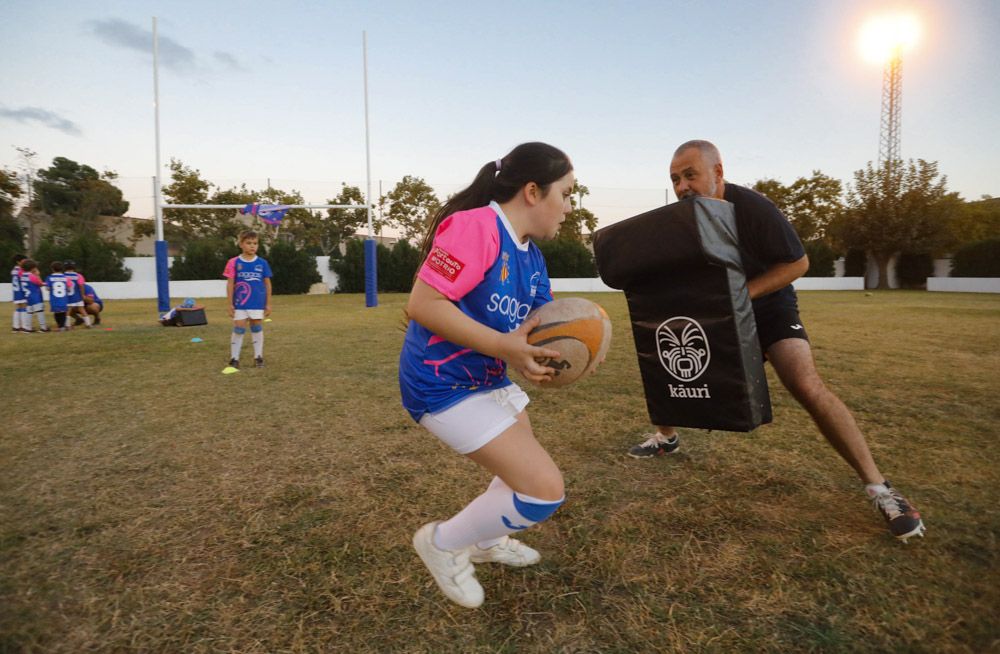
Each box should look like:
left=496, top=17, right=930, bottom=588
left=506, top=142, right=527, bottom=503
left=1, top=291, right=998, bottom=653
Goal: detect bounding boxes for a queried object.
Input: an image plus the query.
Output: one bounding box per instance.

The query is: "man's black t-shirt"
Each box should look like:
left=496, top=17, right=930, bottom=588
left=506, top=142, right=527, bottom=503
left=722, top=183, right=805, bottom=312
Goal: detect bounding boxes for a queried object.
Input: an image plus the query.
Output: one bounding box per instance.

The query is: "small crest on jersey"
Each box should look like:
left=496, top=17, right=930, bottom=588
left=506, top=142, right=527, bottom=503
left=529, top=272, right=540, bottom=298
left=427, top=246, right=464, bottom=283
left=499, top=252, right=511, bottom=284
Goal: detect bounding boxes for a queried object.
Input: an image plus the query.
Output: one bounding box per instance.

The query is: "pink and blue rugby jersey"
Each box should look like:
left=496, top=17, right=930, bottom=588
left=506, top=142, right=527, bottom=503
left=399, top=201, right=553, bottom=422
left=65, top=272, right=85, bottom=304
left=46, top=273, right=69, bottom=312
left=24, top=273, right=44, bottom=305
left=10, top=266, right=24, bottom=302
left=223, top=255, right=273, bottom=310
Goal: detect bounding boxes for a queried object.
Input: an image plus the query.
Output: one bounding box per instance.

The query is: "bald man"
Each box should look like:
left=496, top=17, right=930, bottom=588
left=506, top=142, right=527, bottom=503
left=628, top=140, right=925, bottom=543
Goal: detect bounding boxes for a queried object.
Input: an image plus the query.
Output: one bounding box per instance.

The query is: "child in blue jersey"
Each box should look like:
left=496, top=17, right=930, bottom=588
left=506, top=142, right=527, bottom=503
left=83, top=283, right=104, bottom=326
left=401, top=142, right=575, bottom=609
left=63, top=261, right=92, bottom=328
left=223, top=230, right=272, bottom=368
left=46, top=261, right=70, bottom=331
left=11, top=254, right=27, bottom=332
left=20, top=260, right=50, bottom=332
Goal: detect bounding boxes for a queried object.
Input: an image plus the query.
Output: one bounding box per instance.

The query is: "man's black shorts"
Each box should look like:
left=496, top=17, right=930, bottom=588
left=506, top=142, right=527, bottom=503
left=754, top=303, right=809, bottom=354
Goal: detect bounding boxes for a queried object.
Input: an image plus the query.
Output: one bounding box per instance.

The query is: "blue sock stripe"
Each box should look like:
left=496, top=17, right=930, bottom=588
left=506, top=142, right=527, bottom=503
left=233, top=326, right=247, bottom=335
left=250, top=324, right=263, bottom=333
left=512, top=493, right=564, bottom=523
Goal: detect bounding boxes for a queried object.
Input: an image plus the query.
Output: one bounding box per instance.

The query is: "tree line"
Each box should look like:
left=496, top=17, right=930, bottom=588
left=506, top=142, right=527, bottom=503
left=2, top=153, right=999, bottom=291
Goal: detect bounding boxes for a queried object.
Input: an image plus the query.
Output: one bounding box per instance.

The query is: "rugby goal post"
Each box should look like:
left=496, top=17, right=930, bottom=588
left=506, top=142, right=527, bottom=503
left=151, top=19, right=378, bottom=313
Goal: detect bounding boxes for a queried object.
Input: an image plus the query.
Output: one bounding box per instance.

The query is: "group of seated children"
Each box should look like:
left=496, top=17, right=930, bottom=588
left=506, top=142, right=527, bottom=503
left=10, top=255, right=104, bottom=333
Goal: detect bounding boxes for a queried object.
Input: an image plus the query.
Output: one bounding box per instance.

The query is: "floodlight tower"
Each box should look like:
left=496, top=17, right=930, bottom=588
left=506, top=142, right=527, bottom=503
left=860, top=12, right=919, bottom=172
left=878, top=48, right=902, bottom=171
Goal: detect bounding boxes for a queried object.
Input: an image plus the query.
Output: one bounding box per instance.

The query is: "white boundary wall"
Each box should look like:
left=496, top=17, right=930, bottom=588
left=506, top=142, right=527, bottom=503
left=927, top=278, right=1000, bottom=293
left=4, top=256, right=996, bottom=300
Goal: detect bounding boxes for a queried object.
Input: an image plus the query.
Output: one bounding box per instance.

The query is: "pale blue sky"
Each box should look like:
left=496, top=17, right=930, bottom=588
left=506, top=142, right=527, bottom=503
left=1, top=0, right=997, bottom=228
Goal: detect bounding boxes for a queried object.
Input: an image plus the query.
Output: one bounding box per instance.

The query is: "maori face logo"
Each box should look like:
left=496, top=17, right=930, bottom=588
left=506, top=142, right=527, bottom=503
left=656, top=316, right=710, bottom=382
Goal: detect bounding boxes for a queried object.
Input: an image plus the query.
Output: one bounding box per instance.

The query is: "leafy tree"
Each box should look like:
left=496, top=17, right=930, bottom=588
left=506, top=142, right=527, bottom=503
left=33, top=233, right=132, bottom=281
left=294, top=183, right=368, bottom=255
left=832, top=159, right=960, bottom=289
left=535, top=238, right=596, bottom=278
left=752, top=171, right=844, bottom=242
left=559, top=182, right=598, bottom=242
left=951, top=239, right=1000, bottom=277
left=385, top=176, right=440, bottom=244
left=161, top=158, right=214, bottom=241
left=0, top=169, right=26, bottom=266
left=948, top=197, right=1000, bottom=248
left=381, top=239, right=422, bottom=292
left=268, top=240, right=321, bottom=294
left=32, top=157, right=129, bottom=232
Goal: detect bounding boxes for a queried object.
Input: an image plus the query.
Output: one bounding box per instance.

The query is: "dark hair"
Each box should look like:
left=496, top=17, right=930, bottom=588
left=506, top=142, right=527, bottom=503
left=417, top=142, right=572, bottom=263
left=51, top=261, right=64, bottom=272
left=64, top=260, right=76, bottom=270
left=21, top=259, right=37, bottom=272
left=238, top=230, right=259, bottom=242
left=13, top=254, right=26, bottom=265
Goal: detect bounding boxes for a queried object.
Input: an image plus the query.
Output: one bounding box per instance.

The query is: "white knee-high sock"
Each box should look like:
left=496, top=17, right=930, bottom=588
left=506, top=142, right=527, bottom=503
left=20, top=310, right=31, bottom=330
left=230, top=328, right=245, bottom=360
left=12, top=308, right=18, bottom=329
left=251, top=329, right=263, bottom=357
left=434, top=476, right=563, bottom=551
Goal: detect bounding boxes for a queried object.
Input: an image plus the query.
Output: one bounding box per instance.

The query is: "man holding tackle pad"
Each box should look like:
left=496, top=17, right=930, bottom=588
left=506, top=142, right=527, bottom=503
left=627, top=140, right=925, bottom=543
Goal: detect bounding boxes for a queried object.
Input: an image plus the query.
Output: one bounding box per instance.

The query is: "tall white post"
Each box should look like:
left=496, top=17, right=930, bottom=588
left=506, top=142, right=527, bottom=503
left=153, top=17, right=163, bottom=241
left=363, top=31, right=373, bottom=238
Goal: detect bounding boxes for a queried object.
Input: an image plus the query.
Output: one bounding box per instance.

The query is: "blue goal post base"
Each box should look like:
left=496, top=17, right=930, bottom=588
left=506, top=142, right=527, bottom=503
left=364, top=238, right=378, bottom=307
left=155, top=240, right=170, bottom=314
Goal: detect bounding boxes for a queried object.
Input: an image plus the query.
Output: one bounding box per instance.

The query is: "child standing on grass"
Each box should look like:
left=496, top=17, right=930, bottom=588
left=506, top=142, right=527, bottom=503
left=20, top=260, right=50, bottom=332
left=223, top=230, right=272, bottom=369
left=11, top=254, right=27, bottom=333
left=46, top=261, right=70, bottom=331
left=400, top=142, right=575, bottom=609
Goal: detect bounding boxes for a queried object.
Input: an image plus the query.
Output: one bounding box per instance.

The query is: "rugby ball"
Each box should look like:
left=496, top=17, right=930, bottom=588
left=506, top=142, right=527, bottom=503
left=526, top=297, right=612, bottom=387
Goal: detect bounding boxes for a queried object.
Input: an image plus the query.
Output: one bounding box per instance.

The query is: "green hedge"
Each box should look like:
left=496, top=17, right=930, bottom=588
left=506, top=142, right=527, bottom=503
left=269, top=241, right=321, bottom=294
left=802, top=240, right=836, bottom=277
left=33, top=233, right=132, bottom=281
left=534, top=238, right=596, bottom=278
left=895, top=252, right=934, bottom=288
left=170, top=238, right=242, bottom=281
left=951, top=239, right=1000, bottom=277
left=330, top=239, right=422, bottom=293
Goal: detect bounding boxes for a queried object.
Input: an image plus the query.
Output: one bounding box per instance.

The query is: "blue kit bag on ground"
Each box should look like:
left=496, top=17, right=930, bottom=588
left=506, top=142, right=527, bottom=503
left=592, top=197, right=771, bottom=432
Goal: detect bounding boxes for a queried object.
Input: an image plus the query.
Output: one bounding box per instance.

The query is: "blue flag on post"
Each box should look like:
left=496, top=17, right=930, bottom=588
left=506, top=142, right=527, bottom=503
left=240, top=203, right=290, bottom=226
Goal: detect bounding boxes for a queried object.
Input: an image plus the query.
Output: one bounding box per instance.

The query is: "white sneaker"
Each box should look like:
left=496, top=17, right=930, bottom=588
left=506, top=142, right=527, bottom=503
left=469, top=536, right=541, bottom=567
left=412, top=522, right=484, bottom=608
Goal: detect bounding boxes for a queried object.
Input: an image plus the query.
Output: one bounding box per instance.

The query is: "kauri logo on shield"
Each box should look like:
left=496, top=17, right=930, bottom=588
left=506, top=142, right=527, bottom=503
left=656, top=316, right=711, bottom=382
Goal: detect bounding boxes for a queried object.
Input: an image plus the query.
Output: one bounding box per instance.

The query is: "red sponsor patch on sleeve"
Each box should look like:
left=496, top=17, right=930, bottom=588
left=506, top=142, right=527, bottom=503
left=426, top=246, right=464, bottom=283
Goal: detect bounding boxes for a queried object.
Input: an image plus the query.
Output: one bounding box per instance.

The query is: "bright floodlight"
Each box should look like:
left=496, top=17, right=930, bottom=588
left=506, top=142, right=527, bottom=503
left=859, top=13, right=920, bottom=63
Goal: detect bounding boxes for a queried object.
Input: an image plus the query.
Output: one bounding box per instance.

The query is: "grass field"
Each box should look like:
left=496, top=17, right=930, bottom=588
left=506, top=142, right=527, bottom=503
left=2, top=290, right=998, bottom=653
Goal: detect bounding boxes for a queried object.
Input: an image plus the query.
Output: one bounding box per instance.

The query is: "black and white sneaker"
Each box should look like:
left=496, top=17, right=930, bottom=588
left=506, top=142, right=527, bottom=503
left=254, top=356, right=264, bottom=368
left=228, top=358, right=240, bottom=369
left=628, top=433, right=681, bottom=459
left=870, top=481, right=926, bottom=543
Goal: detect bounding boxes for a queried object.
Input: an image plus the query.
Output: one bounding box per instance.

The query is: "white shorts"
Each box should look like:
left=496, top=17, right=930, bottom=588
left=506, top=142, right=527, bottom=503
left=419, top=384, right=530, bottom=455
left=13, top=299, right=26, bottom=305
left=27, top=303, right=44, bottom=313
left=233, top=309, right=265, bottom=320
left=67, top=301, right=84, bottom=307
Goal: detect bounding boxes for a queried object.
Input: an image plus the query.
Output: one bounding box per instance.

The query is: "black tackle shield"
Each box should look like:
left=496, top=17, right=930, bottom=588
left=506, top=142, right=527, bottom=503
left=592, top=197, right=771, bottom=432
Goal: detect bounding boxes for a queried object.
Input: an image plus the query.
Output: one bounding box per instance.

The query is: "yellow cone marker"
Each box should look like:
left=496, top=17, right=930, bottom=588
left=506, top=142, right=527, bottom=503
left=222, top=366, right=239, bottom=374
